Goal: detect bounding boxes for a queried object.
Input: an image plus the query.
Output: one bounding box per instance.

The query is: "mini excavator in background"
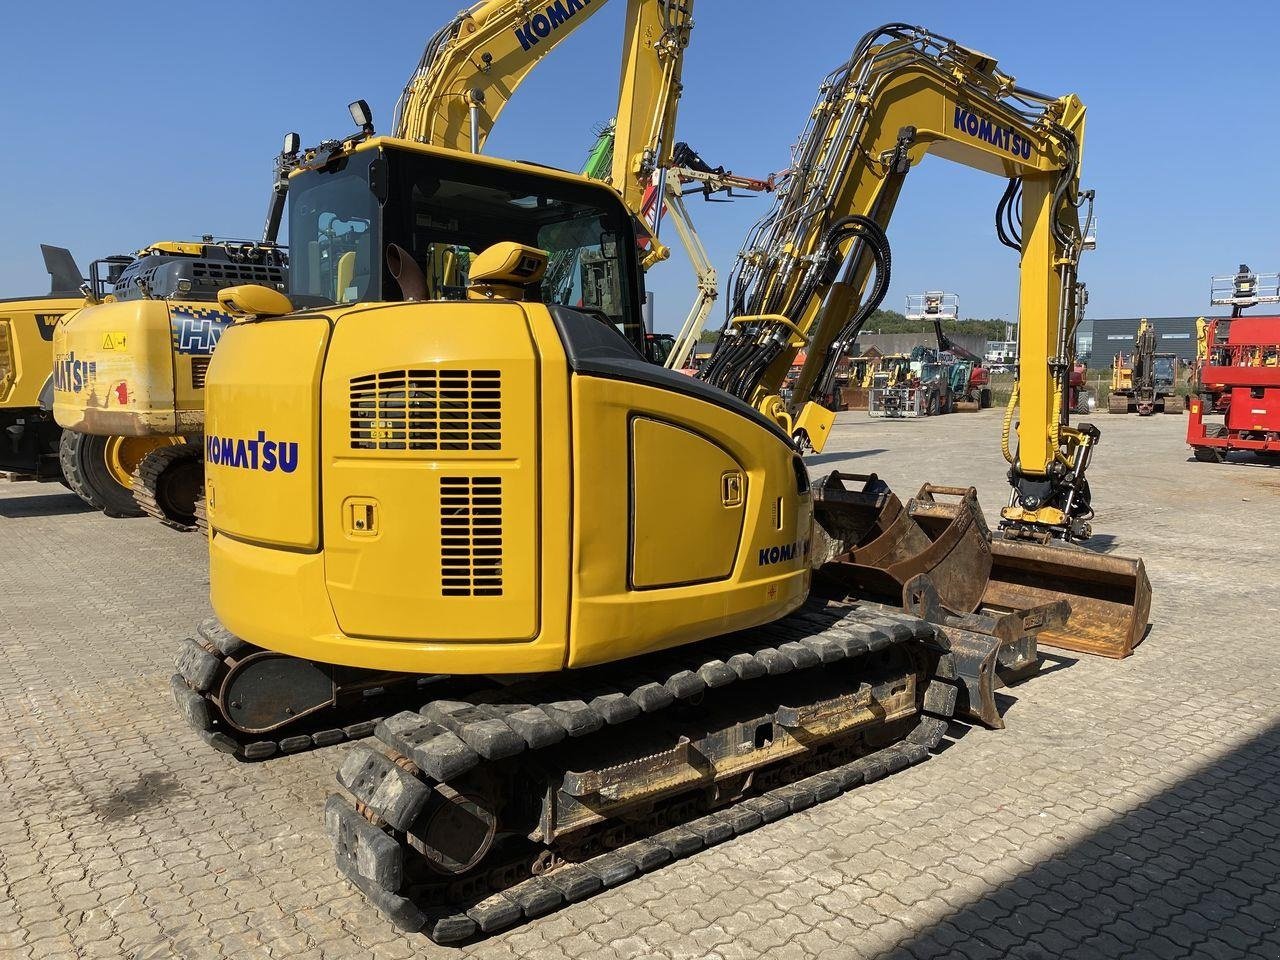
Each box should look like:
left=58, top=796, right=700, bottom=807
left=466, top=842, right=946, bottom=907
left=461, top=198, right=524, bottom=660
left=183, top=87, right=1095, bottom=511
left=1108, top=318, right=1183, bottom=416
left=169, top=20, right=1152, bottom=942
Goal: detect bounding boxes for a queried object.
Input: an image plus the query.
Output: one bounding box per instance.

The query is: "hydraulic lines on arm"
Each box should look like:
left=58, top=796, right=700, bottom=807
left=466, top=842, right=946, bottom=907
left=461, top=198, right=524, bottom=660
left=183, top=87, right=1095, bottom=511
left=697, top=23, right=1095, bottom=541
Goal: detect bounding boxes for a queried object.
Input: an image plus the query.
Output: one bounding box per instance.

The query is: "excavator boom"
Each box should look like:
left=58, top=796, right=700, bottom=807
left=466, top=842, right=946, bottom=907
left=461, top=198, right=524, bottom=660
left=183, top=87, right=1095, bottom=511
left=698, top=24, right=1147, bottom=656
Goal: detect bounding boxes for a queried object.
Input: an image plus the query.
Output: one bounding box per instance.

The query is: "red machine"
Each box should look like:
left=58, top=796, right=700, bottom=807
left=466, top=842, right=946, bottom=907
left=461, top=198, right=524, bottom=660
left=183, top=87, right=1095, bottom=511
left=1188, top=266, right=1280, bottom=463
left=1068, top=361, right=1089, bottom=413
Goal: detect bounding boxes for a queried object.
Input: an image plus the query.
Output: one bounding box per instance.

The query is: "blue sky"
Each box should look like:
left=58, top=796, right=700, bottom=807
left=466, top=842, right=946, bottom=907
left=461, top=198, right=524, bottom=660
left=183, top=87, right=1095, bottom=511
left=3, top=1, right=1277, bottom=331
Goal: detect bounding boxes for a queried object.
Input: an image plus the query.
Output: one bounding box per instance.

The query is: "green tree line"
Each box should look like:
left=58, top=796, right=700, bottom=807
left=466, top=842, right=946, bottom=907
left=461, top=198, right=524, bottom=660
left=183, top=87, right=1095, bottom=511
left=698, top=310, right=1011, bottom=344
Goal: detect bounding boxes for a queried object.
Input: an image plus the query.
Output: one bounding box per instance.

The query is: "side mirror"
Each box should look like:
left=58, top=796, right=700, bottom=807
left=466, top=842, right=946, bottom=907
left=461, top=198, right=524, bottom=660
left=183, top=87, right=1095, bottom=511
left=218, top=284, right=294, bottom=320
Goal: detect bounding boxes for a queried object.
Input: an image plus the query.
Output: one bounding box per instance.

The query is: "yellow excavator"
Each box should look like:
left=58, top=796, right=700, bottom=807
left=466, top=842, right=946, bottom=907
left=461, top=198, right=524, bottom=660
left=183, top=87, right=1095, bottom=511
left=169, top=21, right=1150, bottom=941
left=52, top=0, right=757, bottom=530
left=51, top=139, right=295, bottom=526
left=0, top=247, right=87, bottom=485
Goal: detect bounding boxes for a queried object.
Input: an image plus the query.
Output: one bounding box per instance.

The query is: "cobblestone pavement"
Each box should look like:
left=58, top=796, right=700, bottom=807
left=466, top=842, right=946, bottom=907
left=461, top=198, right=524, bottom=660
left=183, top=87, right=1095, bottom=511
left=1, top=411, right=1276, bottom=960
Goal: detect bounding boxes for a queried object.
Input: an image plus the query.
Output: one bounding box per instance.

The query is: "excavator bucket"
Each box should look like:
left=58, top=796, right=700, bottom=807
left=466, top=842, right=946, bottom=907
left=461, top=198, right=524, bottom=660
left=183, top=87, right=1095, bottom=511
left=841, top=385, right=870, bottom=410
left=812, top=474, right=992, bottom=615
left=812, top=473, right=1054, bottom=730
left=982, top=539, right=1152, bottom=659
left=812, top=470, right=1153, bottom=730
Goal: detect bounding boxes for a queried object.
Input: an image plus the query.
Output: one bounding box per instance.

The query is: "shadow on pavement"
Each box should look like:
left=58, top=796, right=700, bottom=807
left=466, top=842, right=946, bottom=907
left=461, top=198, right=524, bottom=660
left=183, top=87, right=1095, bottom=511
left=877, top=717, right=1280, bottom=959
left=804, top=449, right=889, bottom=467
left=0, top=492, right=95, bottom=518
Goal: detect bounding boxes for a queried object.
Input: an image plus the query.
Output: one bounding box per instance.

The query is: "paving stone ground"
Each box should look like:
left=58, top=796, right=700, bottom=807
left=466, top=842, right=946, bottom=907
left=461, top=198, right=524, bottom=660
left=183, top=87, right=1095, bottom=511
left=1, top=410, right=1277, bottom=960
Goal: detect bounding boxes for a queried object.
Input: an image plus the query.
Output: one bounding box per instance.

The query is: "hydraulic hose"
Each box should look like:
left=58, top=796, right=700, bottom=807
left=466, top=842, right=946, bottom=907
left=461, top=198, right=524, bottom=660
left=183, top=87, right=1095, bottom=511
left=1051, top=383, right=1062, bottom=451
left=1001, top=382, right=1019, bottom=465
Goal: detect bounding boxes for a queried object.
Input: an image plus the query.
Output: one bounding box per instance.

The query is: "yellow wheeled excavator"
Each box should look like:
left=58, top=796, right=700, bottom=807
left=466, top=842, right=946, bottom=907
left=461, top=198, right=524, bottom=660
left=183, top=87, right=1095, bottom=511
left=51, top=138, right=295, bottom=526
left=166, top=21, right=1154, bottom=942
left=52, top=238, right=289, bottom=522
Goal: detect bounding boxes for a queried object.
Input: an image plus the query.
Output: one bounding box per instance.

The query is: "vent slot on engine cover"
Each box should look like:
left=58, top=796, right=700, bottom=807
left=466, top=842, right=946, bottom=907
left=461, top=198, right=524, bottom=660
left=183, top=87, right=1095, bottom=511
left=440, top=476, right=503, bottom=596
left=191, top=356, right=210, bottom=390
left=349, top=369, right=501, bottom=452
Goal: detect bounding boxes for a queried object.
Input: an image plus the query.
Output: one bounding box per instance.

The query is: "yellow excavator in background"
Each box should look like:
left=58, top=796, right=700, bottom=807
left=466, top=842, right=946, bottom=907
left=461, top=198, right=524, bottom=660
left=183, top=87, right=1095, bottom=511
left=0, top=247, right=87, bottom=485
left=396, top=0, right=772, bottom=365
left=52, top=235, right=289, bottom=522
left=168, top=23, right=1151, bottom=941
left=53, top=0, right=763, bottom=529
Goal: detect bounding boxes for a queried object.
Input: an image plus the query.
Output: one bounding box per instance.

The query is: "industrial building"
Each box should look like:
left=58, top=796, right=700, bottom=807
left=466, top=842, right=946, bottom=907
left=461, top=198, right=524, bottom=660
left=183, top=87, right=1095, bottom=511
left=1075, top=317, right=1202, bottom=364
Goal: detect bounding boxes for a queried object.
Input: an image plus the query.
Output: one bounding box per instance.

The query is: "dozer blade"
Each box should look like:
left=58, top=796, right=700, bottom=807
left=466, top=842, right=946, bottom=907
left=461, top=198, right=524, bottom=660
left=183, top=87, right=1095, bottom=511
left=982, top=538, right=1152, bottom=659
left=904, top=573, right=1065, bottom=729
left=813, top=473, right=992, bottom=615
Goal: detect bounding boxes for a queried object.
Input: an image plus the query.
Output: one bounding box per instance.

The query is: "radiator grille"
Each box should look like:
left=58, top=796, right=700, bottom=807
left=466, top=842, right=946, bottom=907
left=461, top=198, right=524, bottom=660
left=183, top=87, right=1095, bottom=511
left=191, top=356, right=210, bottom=390
left=440, top=476, right=503, bottom=596
left=349, top=369, right=501, bottom=451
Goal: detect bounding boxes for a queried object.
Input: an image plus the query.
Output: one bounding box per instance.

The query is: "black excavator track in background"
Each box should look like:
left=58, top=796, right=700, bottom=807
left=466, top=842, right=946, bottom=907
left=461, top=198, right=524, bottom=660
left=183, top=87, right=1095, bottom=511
left=132, top=442, right=204, bottom=532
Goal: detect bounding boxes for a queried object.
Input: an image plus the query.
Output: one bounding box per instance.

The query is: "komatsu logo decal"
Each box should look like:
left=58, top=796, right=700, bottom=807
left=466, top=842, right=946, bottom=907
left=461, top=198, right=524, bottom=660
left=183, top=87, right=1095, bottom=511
left=953, top=106, right=1033, bottom=160
left=513, top=0, right=592, bottom=51
left=52, top=352, right=97, bottom=393
left=758, top=540, right=805, bottom=567
left=206, top=432, right=299, bottom=473
left=171, top=306, right=234, bottom=355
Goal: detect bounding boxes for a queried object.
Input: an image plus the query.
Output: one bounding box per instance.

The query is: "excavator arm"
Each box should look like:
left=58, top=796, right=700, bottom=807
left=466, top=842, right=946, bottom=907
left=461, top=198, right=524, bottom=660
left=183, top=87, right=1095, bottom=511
left=700, top=24, right=1093, bottom=541
left=391, top=0, right=778, bottom=362
left=393, top=0, right=692, bottom=258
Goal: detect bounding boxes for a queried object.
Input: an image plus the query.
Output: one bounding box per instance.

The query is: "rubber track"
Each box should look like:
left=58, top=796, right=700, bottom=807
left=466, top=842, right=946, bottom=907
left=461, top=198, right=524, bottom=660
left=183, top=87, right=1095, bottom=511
left=326, top=601, right=960, bottom=942
left=173, top=602, right=944, bottom=763
left=132, top=442, right=203, bottom=532
left=172, top=618, right=438, bottom=761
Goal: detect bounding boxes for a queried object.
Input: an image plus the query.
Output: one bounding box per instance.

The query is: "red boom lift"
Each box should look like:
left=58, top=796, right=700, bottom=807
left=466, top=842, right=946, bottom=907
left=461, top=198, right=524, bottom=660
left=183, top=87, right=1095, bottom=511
left=1188, top=265, right=1280, bottom=463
